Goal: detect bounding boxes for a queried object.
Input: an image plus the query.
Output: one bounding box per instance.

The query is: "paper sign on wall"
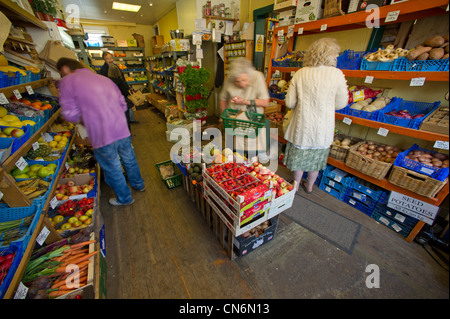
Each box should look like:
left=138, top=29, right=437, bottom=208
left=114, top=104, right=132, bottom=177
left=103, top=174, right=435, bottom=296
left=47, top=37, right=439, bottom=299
left=387, top=191, right=440, bottom=225
left=255, top=34, right=264, bottom=52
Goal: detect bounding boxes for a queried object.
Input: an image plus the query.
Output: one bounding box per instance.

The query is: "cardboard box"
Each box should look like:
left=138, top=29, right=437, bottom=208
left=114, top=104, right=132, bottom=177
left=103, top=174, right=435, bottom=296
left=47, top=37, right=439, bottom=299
left=152, top=35, right=164, bottom=48
left=274, top=0, right=298, bottom=11
left=101, top=36, right=114, bottom=47
left=58, top=173, right=97, bottom=201
left=116, top=40, right=128, bottom=47
left=295, top=0, right=324, bottom=24
left=347, top=0, right=388, bottom=13
left=127, top=39, right=138, bottom=47
left=233, top=217, right=277, bottom=257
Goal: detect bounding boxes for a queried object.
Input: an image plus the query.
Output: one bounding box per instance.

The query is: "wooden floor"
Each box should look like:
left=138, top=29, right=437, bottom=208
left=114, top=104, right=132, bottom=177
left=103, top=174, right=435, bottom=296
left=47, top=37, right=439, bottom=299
left=100, top=105, right=449, bottom=299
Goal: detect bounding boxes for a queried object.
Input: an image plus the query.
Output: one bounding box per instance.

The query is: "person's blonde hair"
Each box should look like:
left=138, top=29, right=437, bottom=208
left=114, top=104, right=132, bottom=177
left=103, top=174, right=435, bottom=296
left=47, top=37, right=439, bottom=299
left=303, top=38, right=341, bottom=67
left=228, top=57, right=255, bottom=82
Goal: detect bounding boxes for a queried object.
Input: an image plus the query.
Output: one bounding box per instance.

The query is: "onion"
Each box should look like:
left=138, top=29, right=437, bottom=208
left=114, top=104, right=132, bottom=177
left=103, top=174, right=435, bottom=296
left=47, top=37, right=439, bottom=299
left=385, top=145, right=393, bottom=151
left=432, top=159, right=443, bottom=167
left=377, top=146, right=385, bottom=152
left=368, top=145, right=376, bottom=150
left=367, top=150, right=374, bottom=154
left=358, top=145, right=367, bottom=152
left=443, top=159, right=450, bottom=166
left=373, top=152, right=381, bottom=157
left=367, top=141, right=375, bottom=145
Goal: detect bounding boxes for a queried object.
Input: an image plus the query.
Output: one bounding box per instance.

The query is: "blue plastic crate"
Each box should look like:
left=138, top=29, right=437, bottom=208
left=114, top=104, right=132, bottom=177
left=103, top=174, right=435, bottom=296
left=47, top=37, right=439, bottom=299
left=343, top=186, right=379, bottom=216
left=351, top=178, right=386, bottom=203
left=0, top=124, right=31, bottom=156
left=371, top=211, right=413, bottom=237
left=375, top=99, right=440, bottom=129
left=337, top=50, right=368, bottom=70
left=337, top=97, right=400, bottom=121
left=319, top=178, right=349, bottom=200
left=269, top=91, right=286, bottom=100
left=0, top=201, right=41, bottom=222
left=360, top=58, right=394, bottom=71
left=393, top=144, right=449, bottom=181
left=392, top=57, right=449, bottom=72
left=0, top=241, right=26, bottom=298
left=272, top=52, right=292, bottom=67
left=372, top=202, right=418, bottom=229
left=0, top=70, right=40, bottom=88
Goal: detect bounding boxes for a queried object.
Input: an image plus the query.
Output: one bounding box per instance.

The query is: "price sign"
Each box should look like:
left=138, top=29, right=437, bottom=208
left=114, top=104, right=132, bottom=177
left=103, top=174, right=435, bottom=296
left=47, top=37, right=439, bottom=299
left=50, top=196, right=58, bottom=209
left=36, top=226, right=50, bottom=246
left=377, top=127, right=389, bottom=137
left=42, top=132, right=53, bottom=142
left=434, top=140, right=449, bottom=150
left=320, top=24, right=328, bottom=31
left=0, top=93, right=8, bottom=105
left=14, top=282, right=28, bottom=299
left=32, top=142, right=40, bottom=151
left=26, top=85, right=34, bottom=95
left=385, top=10, right=400, bottom=23
left=0, top=190, right=3, bottom=201
left=13, top=89, right=22, bottom=100
left=343, top=117, right=352, bottom=125
left=298, top=27, right=304, bottom=35
left=410, top=77, right=426, bottom=86
left=15, top=157, right=28, bottom=171
left=364, top=76, right=374, bottom=84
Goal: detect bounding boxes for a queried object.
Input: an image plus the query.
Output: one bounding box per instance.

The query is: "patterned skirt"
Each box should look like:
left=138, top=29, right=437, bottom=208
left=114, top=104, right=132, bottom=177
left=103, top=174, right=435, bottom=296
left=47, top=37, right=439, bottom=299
left=283, top=142, right=330, bottom=172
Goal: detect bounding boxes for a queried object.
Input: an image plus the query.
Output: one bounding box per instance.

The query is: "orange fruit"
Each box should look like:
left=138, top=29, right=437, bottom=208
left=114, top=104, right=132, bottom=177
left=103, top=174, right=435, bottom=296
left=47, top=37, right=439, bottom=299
left=23, top=100, right=31, bottom=106
left=42, top=104, right=52, bottom=110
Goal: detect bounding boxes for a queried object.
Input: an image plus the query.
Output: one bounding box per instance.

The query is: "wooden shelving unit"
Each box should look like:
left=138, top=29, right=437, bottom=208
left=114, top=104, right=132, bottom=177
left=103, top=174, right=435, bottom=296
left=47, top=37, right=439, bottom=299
left=0, top=0, right=47, bottom=30
left=268, top=0, right=450, bottom=243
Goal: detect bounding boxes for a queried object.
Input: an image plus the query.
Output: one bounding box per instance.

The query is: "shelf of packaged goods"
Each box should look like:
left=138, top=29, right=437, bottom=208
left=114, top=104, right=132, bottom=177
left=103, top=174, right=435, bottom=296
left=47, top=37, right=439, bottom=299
left=271, top=67, right=449, bottom=82
left=273, top=0, right=449, bottom=36
left=0, top=0, right=48, bottom=30
left=87, top=47, right=144, bottom=51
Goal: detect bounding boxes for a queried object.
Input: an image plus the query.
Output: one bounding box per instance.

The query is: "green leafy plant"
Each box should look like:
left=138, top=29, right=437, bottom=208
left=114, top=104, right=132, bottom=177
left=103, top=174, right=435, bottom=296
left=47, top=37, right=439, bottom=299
left=30, top=0, right=56, bottom=15
left=179, top=65, right=210, bottom=113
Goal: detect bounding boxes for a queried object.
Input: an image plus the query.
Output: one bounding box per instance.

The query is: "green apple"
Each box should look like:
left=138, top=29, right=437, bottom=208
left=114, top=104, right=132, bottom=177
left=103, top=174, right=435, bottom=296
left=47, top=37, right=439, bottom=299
left=37, top=167, right=50, bottom=178
left=29, top=164, right=44, bottom=173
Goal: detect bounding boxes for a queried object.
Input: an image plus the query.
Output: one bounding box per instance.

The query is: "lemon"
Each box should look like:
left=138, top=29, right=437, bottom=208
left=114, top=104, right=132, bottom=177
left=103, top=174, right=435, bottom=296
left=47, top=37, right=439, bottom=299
left=8, top=121, right=23, bottom=127
left=0, top=106, right=7, bottom=117
left=53, top=135, right=62, bottom=142
left=21, top=120, right=36, bottom=126
left=61, top=136, right=68, bottom=143
left=48, top=141, right=58, bottom=148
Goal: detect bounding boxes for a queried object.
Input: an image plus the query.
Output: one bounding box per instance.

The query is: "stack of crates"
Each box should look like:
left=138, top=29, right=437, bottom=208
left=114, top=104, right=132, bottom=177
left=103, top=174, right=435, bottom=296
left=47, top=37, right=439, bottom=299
left=370, top=193, right=419, bottom=238
left=343, top=177, right=387, bottom=216
left=319, top=165, right=353, bottom=201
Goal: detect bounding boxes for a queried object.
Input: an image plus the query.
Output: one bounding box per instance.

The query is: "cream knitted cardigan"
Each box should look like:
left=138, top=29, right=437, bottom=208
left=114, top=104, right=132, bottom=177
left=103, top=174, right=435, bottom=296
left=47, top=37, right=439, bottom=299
left=284, top=66, right=348, bottom=148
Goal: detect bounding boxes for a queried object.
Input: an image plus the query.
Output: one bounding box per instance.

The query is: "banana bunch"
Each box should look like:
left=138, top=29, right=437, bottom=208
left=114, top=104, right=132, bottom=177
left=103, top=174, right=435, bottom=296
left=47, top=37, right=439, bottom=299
left=16, top=178, right=51, bottom=200
left=0, top=65, right=27, bottom=76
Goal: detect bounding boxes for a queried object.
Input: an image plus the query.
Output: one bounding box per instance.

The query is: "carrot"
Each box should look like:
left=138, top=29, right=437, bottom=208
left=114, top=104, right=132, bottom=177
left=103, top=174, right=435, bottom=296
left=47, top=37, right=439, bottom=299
left=51, top=270, right=87, bottom=289
left=63, top=251, right=98, bottom=266
left=69, top=240, right=95, bottom=250
left=54, top=251, right=72, bottom=262
left=70, top=248, right=88, bottom=255
left=56, top=259, right=93, bottom=273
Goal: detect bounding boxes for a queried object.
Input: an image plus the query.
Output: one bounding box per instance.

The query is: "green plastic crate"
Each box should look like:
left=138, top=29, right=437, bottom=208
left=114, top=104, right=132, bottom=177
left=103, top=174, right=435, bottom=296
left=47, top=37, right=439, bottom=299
left=155, top=160, right=182, bottom=189
left=220, top=108, right=266, bottom=137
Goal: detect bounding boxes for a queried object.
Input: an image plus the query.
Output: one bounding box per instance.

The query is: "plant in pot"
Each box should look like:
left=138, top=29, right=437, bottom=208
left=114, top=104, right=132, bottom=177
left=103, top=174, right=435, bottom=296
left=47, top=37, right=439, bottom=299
left=179, top=65, right=211, bottom=124
left=30, top=0, right=56, bottom=21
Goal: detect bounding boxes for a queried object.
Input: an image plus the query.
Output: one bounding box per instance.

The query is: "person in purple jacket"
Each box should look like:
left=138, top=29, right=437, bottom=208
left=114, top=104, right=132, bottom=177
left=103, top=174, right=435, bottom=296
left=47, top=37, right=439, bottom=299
left=56, top=58, right=145, bottom=206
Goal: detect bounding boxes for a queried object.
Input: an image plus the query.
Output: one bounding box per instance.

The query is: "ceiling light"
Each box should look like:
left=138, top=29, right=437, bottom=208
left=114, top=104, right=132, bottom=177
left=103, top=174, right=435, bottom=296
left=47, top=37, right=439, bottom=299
left=112, top=2, right=141, bottom=12
left=149, top=3, right=153, bottom=6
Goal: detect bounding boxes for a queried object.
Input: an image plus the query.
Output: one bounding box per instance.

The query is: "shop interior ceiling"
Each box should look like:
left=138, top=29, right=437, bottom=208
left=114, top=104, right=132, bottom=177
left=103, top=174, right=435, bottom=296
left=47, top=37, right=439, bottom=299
left=60, top=0, right=176, bottom=25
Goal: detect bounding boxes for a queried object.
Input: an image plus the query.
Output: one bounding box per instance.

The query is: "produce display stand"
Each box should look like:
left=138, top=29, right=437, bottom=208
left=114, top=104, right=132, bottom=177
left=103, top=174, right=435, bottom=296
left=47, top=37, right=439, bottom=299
left=0, top=77, right=102, bottom=298
left=267, top=0, right=449, bottom=243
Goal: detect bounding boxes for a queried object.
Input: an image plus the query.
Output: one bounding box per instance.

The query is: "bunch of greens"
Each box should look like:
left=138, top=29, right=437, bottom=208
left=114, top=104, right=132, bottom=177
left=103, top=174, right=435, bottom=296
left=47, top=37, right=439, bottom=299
left=178, top=66, right=210, bottom=113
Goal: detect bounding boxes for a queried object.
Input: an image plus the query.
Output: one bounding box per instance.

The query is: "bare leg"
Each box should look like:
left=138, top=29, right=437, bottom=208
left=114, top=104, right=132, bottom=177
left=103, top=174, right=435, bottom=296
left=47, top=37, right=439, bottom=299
left=305, top=171, right=319, bottom=192
left=293, top=170, right=303, bottom=191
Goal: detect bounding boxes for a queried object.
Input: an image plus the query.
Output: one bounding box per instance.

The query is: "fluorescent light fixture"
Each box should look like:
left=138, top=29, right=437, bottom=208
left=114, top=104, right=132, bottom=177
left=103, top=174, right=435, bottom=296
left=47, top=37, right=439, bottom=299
left=112, top=2, right=141, bottom=12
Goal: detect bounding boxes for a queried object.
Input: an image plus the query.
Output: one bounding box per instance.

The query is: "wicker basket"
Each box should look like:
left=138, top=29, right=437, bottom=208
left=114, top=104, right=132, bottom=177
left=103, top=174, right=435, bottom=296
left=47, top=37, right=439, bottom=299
left=323, top=0, right=350, bottom=18
left=388, top=166, right=448, bottom=198
left=345, top=141, right=393, bottom=180
left=329, top=133, right=364, bottom=162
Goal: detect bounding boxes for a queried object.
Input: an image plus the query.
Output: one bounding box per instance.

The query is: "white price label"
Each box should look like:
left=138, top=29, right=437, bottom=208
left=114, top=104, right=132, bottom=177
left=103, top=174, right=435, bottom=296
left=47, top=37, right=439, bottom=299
left=13, top=89, right=22, bottom=100
left=0, top=190, right=3, bottom=201
left=364, top=76, right=374, bottom=84
left=290, top=71, right=296, bottom=76
left=50, top=196, right=58, bottom=209
left=297, top=27, right=304, bottom=35
left=385, top=10, right=400, bottom=23
left=139, top=58, right=142, bottom=62
left=320, top=24, right=328, bottom=31
left=119, top=58, right=123, bottom=61
left=15, top=157, right=28, bottom=171
left=32, top=142, right=40, bottom=151
left=410, top=77, right=426, bottom=86
left=434, top=140, right=449, bottom=150
left=14, top=282, right=28, bottom=299
left=42, top=132, right=53, bottom=142
left=0, top=93, right=8, bottom=105
left=278, top=30, right=284, bottom=37
left=36, top=226, right=50, bottom=246
left=343, top=117, right=352, bottom=125
left=65, top=162, right=70, bottom=170
left=377, top=127, right=389, bottom=137
left=26, top=85, right=34, bottom=95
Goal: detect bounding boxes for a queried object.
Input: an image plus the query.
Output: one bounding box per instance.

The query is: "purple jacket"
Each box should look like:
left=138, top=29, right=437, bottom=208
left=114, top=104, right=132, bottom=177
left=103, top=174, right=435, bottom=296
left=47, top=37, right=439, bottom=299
left=58, top=68, right=130, bottom=149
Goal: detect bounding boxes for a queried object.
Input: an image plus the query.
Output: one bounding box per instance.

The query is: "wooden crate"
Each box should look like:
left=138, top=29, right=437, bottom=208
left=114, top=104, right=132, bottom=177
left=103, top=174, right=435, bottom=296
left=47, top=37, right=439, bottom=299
left=419, top=106, right=449, bottom=135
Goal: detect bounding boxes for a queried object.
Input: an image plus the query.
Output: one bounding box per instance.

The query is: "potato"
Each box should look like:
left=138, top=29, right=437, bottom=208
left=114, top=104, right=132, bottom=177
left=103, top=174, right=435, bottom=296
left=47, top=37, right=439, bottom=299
left=423, top=35, right=446, bottom=48
left=417, top=52, right=429, bottom=60
left=443, top=53, right=449, bottom=59
left=444, top=34, right=449, bottom=42
left=406, top=46, right=432, bottom=60
left=429, top=47, right=445, bottom=60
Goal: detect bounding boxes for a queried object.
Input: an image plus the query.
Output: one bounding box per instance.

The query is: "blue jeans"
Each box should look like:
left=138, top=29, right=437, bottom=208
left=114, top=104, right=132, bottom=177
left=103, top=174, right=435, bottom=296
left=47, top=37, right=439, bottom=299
left=93, top=136, right=144, bottom=204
